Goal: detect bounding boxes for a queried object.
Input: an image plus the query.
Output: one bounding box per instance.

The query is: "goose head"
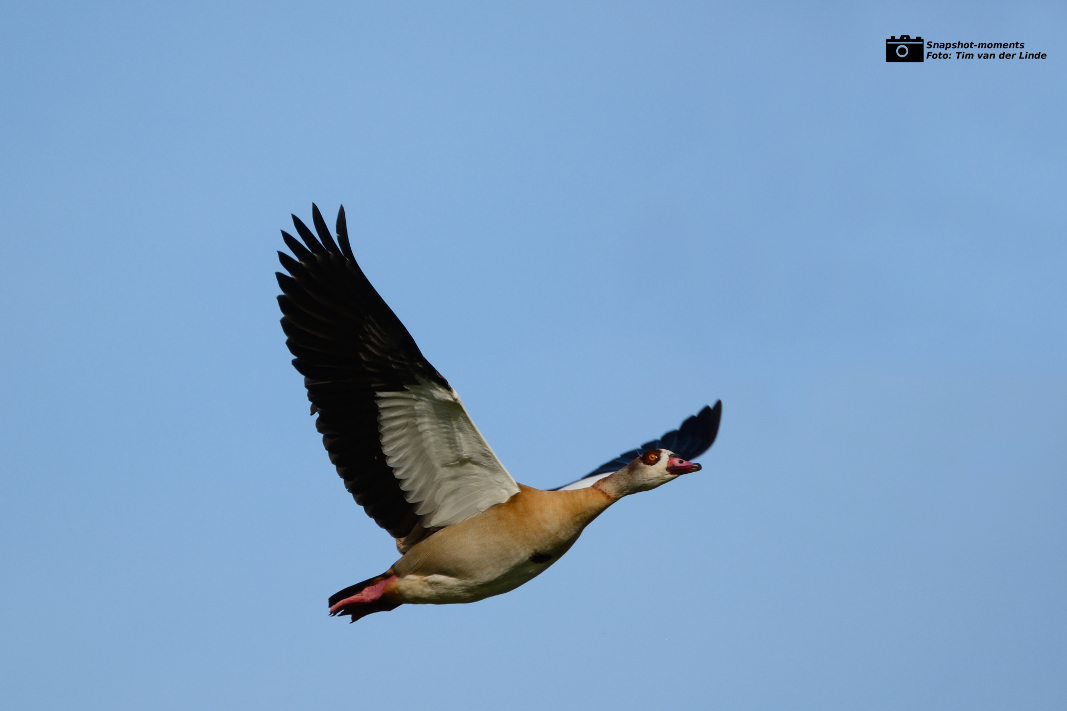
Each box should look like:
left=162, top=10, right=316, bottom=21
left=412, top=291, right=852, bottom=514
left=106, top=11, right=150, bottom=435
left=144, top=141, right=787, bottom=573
left=594, top=449, right=701, bottom=499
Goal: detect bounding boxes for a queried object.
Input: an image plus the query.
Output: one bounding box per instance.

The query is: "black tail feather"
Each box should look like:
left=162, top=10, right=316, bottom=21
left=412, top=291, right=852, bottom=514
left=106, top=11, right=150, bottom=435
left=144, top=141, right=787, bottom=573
left=335, top=598, right=401, bottom=623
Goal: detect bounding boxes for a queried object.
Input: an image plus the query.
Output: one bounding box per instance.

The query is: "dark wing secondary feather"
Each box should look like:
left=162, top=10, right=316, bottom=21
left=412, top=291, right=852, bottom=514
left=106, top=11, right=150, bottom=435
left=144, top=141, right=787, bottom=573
left=553, top=401, right=722, bottom=491
left=277, top=204, right=440, bottom=538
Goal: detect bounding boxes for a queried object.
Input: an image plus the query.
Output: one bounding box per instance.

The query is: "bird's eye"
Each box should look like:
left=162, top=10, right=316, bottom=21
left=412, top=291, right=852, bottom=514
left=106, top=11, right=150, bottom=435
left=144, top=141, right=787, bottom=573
left=642, top=451, right=660, bottom=465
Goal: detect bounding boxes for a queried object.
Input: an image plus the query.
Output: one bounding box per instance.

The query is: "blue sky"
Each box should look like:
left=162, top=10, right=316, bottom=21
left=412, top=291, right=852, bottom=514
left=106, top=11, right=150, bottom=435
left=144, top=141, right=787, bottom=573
left=1, top=2, right=1065, bottom=709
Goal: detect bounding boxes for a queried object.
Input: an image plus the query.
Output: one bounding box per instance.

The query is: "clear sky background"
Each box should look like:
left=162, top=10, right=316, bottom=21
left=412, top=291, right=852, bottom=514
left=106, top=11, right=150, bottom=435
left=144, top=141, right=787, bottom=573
left=2, top=2, right=1065, bottom=709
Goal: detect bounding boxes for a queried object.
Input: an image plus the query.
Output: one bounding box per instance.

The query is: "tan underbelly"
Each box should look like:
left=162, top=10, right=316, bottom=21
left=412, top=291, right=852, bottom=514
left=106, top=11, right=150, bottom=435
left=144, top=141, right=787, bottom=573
left=395, top=557, right=554, bottom=604
left=392, top=524, right=582, bottom=604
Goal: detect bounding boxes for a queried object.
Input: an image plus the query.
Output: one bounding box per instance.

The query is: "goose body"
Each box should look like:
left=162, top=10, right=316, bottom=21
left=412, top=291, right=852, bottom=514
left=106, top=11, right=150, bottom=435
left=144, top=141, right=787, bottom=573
left=277, top=205, right=721, bottom=622
left=390, top=485, right=611, bottom=604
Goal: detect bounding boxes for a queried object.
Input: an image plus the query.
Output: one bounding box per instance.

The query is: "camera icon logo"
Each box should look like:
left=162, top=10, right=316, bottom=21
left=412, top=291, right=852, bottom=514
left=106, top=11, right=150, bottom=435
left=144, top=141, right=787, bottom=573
left=886, top=35, right=924, bottom=62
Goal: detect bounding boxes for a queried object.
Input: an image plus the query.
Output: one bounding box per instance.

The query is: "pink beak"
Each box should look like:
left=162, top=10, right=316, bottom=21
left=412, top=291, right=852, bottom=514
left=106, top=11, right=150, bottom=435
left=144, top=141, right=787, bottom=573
left=666, top=457, right=701, bottom=475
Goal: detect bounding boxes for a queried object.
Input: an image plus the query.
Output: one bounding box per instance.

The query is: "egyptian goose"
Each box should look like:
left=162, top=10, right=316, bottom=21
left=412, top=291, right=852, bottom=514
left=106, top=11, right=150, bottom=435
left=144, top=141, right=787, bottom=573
left=276, top=205, right=722, bottom=622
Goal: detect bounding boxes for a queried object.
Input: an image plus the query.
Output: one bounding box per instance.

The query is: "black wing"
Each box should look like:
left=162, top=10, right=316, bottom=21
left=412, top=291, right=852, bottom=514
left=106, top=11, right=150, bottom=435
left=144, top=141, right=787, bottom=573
left=276, top=204, right=446, bottom=539
left=554, top=401, right=722, bottom=490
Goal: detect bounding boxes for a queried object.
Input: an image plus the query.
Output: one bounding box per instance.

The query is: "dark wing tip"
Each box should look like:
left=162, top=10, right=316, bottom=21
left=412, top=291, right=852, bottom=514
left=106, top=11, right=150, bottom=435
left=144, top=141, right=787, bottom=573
left=291, top=213, right=327, bottom=255
left=336, top=205, right=347, bottom=237
left=312, top=203, right=341, bottom=254
left=705, top=400, right=723, bottom=449
left=673, top=400, right=722, bottom=461
left=336, top=205, right=355, bottom=262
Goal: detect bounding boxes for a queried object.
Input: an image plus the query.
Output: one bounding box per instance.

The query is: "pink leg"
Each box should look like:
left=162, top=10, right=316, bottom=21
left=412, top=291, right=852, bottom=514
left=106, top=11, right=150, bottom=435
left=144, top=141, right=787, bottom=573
left=329, top=575, right=400, bottom=621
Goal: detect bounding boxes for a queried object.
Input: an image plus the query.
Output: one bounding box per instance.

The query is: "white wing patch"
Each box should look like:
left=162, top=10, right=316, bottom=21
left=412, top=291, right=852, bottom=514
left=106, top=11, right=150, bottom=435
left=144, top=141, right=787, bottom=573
left=376, top=378, right=520, bottom=529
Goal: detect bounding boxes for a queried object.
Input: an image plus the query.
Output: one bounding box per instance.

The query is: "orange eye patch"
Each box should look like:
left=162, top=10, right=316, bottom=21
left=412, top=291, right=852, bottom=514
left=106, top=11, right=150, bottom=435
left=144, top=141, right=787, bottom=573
left=641, top=450, right=660, bottom=465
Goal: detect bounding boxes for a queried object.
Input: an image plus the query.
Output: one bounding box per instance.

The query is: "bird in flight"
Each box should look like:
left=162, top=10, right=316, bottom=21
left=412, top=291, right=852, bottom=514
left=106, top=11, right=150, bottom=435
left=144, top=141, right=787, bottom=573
left=276, top=205, right=722, bottom=623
